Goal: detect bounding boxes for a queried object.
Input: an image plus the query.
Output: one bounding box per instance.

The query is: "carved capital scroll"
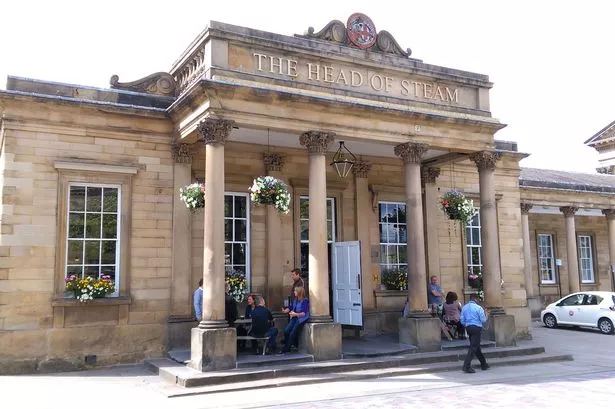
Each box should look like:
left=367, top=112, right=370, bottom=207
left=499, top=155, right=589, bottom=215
left=299, top=131, right=335, bottom=155
left=197, top=118, right=234, bottom=146
left=394, top=142, right=428, bottom=164
left=602, top=209, right=615, bottom=219
left=172, top=143, right=192, bottom=164
left=110, top=72, right=178, bottom=97
left=263, top=152, right=284, bottom=173
left=520, top=203, right=533, bottom=215
left=352, top=158, right=372, bottom=178
left=560, top=206, right=579, bottom=217
left=470, top=151, right=502, bottom=171
left=421, top=166, right=440, bottom=184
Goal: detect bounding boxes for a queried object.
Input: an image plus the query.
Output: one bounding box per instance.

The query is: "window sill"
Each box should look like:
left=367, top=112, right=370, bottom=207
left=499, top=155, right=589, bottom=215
left=51, top=295, right=132, bottom=307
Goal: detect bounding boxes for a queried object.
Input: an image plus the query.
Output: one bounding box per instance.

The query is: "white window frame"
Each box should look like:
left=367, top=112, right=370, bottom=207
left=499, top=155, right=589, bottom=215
left=224, top=192, right=251, bottom=286
left=578, top=234, right=595, bottom=283
left=299, top=196, right=336, bottom=274
left=378, top=201, right=408, bottom=275
left=537, top=233, right=556, bottom=284
left=465, top=210, right=482, bottom=278
left=65, top=182, right=121, bottom=296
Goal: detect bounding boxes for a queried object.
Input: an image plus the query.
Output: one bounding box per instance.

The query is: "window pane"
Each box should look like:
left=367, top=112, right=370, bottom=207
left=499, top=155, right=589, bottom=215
left=398, top=246, right=407, bottom=264
left=66, top=265, right=82, bottom=277
left=234, top=220, right=247, bottom=242
left=472, top=228, right=480, bottom=246
left=396, top=205, right=406, bottom=224
left=224, top=243, right=231, bottom=265
left=85, top=241, right=100, bottom=265
left=67, top=241, right=83, bottom=264
left=101, top=241, right=116, bottom=264
left=300, top=243, right=309, bottom=272
left=103, top=188, right=118, bottom=212
left=386, top=245, right=399, bottom=264
left=234, top=196, right=246, bottom=218
left=326, top=200, right=333, bottom=220
left=224, top=219, right=232, bottom=241
left=224, top=196, right=233, bottom=218
left=85, top=214, right=102, bottom=238
left=300, top=199, right=309, bottom=219
left=379, top=203, right=387, bottom=222
left=101, top=266, right=116, bottom=282
left=85, top=265, right=99, bottom=279
left=87, top=187, right=102, bottom=212
left=70, top=186, right=86, bottom=211
left=380, top=245, right=388, bottom=264
left=102, top=214, right=117, bottom=238
left=300, top=220, right=309, bottom=241
left=471, top=247, right=480, bottom=264
left=232, top=243, right=246, bottom=265
left=327, top=220, right=333, bottom=241
left=68, top=213, right=85, bottom=238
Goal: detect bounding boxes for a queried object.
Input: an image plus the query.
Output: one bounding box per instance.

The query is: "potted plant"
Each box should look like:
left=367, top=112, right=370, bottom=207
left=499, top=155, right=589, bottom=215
left=248, top=176, right=291, bottom=214
left=440, top=190, right=476, bottom=226
left=179, top=182, right=205, bottom=210
left=226, top=270, right=248, bottom=303
left=65, top=275, right=116, bottom=302
left=381, top=269, right=408, bottom=291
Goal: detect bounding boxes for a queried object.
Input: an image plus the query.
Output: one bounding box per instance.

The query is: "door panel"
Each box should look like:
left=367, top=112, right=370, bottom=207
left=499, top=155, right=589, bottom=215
left=332, top=241, right=362, bottom=326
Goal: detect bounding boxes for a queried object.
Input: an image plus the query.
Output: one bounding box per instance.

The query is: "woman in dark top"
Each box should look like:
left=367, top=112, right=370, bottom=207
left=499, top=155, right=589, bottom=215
left=443, top=291, right=465, bottom=339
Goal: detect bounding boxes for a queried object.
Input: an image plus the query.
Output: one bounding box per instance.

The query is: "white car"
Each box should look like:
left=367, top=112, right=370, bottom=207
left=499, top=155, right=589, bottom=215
left=541, top=291, right=615, bottom=335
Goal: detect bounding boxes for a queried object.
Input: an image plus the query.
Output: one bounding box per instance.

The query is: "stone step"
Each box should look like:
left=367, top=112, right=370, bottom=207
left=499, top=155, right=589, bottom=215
left=440, top=340, right=496, bottom=351
left=146, top=345, right=548, bottom=388
left=154, top=352, right=573, bottom=397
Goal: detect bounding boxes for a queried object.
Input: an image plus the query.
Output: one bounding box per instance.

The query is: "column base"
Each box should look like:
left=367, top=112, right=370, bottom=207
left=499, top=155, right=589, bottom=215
left=398, top=316, right=441, bottom=352
left=300, top=322, right=342, bottom=361
left=484, top=313, right=517, bottom=347
left=188, top=327, right=236, bottom=372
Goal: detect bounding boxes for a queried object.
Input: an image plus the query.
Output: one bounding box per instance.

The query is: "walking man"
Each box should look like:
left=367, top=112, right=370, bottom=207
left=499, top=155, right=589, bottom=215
left=460, top=293, right=489, bottom=373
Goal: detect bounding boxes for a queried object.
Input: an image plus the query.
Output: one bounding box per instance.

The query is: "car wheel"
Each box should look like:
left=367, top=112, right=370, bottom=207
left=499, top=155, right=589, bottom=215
left=598, top=318, right=614, bottom=335
left=543, top=313, right=557, bottom=329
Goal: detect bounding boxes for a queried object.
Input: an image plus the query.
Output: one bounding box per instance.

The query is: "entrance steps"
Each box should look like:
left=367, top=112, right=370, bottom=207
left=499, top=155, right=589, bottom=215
left=145, top=345, right=572, bottom=396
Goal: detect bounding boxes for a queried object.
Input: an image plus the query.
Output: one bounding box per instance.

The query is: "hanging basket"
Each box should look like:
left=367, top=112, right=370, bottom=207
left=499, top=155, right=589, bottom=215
left=179, top=182, right=205, bottom=210
left=249, top=176, right=291, bottom=214
left=440, top=190, right=475, bottom=226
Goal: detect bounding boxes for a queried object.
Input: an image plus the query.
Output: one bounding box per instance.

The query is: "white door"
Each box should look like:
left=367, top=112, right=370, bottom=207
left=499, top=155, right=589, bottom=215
left=332, top=241, right=362, bottom=326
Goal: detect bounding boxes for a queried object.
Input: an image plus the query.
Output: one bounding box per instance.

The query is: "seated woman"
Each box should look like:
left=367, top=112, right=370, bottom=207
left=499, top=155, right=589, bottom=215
left=279, top=286, right=309, bottom=354
left=443, top=291, right=465, bottom=340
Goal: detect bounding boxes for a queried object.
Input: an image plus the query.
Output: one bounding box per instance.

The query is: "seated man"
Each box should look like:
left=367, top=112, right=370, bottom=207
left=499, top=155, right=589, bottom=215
left=249, top=296, right=279, bottom=354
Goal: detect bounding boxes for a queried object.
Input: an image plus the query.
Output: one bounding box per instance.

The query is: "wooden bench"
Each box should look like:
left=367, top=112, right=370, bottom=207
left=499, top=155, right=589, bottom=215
left=236, top=335, right=271, bottom=355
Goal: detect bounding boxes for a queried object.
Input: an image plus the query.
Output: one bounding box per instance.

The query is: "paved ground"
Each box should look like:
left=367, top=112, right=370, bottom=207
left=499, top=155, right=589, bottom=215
left=2, top=321, right=615, bottom=409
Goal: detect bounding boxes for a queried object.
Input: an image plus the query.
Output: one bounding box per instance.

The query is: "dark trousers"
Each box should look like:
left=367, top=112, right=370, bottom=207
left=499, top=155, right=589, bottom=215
left=463, top=325, right=487, bottom=369
left=449, top=320, right=465, bottom=339
left=266, top=327, right=279, bottom=351
left=282, top=317, right=304, bottom=352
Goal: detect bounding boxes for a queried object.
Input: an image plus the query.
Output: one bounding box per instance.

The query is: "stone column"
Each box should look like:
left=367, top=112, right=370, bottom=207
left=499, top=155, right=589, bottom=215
left=353, top=159, right=373, bottom=309
left=602, top=209, right=615, bottom=291
left=167, top=144, right=194, bottom=349
left=298, top=131, right=341, bottom=361
left=561, top=206, right=580, bottom=293
left=395, top=142, right=441, bottom=352
left=189, top=118, right=236, bottom=372
left=470, top=151, right=515, bottom=347
left=422, top=167, right=441, bottom=287
left=470, top=151, right=503, bottom=311
left=264, top=152, right=285, bottom=310
left=521, top=203, right=540, bottom=316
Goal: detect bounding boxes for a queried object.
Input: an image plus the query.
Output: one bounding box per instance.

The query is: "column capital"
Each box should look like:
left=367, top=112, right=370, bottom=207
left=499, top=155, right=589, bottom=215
left=602, top=209, right=615, bottom=219
left=263, top=152, right=284, bottom=173
left=394, top=142, right=428, bottom=163
left=352, top=158, right=372, bottom=178
left=560, top=206, right=579, bottom=217
left=299, top=131, right=335, bottom=154
left=196, top=118, right=234, bottom=146
left=421, top=166, right=440, bottom=184
left=470, top=151, right=502, bottom=171
left=172, top=143, right=193, bottom=164
left=520, top=203, right=533, bottom=215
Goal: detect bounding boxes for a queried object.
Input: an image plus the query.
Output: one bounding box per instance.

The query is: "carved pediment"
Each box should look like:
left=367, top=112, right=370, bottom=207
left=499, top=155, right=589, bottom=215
left=110, top=72, right=178, bottom=97
left=303, top=13, right=411, bottom=57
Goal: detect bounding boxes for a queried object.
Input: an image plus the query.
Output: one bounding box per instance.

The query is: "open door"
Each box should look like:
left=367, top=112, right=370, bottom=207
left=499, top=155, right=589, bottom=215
left=331, top=241, right=363, bottom=326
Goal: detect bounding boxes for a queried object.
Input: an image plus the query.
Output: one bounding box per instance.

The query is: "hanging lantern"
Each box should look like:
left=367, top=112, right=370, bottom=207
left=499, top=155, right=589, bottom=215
left=330, top=141, right=356, bottom=178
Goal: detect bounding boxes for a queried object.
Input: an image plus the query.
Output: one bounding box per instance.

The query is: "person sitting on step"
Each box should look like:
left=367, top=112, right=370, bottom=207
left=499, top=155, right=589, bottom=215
left=279, top=286, right=309, bottom=354
left=443, top=291, right=465, bottom=340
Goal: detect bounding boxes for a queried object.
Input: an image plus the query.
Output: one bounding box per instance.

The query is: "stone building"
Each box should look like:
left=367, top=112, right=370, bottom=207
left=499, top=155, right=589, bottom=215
left=0, top=14, right=613, bottom=372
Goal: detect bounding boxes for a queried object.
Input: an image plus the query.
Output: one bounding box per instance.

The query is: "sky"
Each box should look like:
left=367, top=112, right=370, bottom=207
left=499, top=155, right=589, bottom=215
left=1, top=0, right=612, bottom=173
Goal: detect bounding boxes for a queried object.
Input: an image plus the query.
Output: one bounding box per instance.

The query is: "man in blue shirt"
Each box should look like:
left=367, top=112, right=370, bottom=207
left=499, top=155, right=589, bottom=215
left=428, top=276, right=443, bottom=310
left=460, top=294, right=489, bottom=373
left=193, top=279, right=203, bottom=321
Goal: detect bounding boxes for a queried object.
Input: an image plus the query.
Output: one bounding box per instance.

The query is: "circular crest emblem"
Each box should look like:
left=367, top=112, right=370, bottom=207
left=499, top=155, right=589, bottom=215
left=346, top=13, right=377, bottom=49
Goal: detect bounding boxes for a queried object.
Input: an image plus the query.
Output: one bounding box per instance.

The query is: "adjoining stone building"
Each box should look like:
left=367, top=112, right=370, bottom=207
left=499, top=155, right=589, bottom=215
left=0, top=14, right=612, bottom=372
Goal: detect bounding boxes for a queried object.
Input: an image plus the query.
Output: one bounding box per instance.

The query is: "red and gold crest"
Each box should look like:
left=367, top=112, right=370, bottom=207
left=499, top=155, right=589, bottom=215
left=346, top=13, right=377, bottom=49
